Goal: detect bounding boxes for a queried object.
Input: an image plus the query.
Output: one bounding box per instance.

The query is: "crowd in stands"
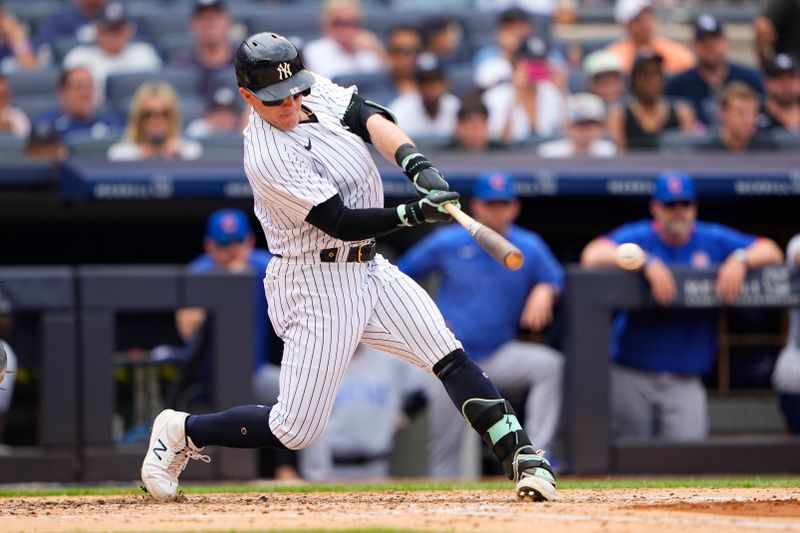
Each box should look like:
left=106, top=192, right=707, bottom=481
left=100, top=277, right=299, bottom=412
left=0, top=0, right=795, bottom=161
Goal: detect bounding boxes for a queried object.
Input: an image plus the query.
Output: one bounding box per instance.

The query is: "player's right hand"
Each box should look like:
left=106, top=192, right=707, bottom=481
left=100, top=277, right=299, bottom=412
left=397, top=191, right=460, bottom=226
left=643, top=257, right=677, bottom=305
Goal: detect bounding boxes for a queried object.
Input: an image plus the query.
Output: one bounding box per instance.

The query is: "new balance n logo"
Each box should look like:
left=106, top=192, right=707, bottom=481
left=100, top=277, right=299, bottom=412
left=153, top=438, right=167, bottom=461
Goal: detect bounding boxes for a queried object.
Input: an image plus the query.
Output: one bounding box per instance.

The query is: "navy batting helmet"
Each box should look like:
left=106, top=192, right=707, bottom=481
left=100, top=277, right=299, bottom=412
left=235, top=32, right=315, bottom=102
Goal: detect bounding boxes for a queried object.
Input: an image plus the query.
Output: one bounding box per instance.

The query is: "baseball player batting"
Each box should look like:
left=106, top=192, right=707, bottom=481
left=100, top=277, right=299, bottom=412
left=140, top=32, right=556, bottom=502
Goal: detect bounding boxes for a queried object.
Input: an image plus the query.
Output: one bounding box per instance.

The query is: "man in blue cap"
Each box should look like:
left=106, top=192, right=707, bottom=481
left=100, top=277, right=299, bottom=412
left=397, top=171, right=565, bottom=478
left=581, top=172, right=782, bottom=441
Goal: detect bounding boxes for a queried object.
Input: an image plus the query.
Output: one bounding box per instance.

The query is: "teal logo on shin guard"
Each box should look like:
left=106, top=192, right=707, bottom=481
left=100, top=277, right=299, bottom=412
left=487, top=414, right=522, bottom=445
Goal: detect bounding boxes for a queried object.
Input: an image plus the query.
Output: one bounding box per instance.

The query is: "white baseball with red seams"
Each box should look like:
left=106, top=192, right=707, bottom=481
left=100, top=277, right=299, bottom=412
left=615, top=242, right=646, bottom=271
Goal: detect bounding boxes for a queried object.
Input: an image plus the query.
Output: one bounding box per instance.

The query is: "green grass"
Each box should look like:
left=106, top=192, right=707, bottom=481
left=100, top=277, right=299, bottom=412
left=0, top=476, right=798, bottom=498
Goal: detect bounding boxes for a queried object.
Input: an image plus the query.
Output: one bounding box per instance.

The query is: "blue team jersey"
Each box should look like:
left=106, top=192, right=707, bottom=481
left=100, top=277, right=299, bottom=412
left=665, top=64, right=763, bottom=125
left=189, top=249, right=273, bottom=371
left=607, top=220, right=757, bottom=374
left=397, top=224, right=564, bottom=361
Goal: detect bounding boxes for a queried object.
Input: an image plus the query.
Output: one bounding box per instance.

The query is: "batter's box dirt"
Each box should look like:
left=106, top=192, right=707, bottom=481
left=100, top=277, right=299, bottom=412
left=1, top=488, right=800, bottom=533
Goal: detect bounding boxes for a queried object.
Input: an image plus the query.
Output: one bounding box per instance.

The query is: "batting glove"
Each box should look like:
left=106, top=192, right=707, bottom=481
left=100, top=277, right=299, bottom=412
left=397, top=191, right=460, bottom=226
left=395, top=143, right=449, bottom=197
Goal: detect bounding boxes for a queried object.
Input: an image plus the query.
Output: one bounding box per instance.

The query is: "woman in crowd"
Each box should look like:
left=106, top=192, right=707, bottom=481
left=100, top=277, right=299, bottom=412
left=608, top=49, right=695, bottom=152
left=108, top=81, right=203, bottom=161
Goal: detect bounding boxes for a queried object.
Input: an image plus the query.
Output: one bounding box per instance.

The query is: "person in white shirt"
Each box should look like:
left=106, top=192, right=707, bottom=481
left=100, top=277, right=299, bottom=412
left=389, top=53, right=460, bottom=141
left=482, top=35, right=565, bottom=144
left=538, top=92, right=616, bottom=158
left=63, top=2, right=162, bottom=105
left=108, top=81, right=203, bottom=161
left=302, top=0, right=386, bottom=80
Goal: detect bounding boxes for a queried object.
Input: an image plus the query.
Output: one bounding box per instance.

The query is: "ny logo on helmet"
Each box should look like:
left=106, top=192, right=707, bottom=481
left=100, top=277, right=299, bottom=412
left=277, top=62, right=292, bottom=80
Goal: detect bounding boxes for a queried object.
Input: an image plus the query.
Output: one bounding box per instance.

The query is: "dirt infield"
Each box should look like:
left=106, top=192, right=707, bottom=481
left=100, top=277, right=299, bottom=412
left=1, top=487, right=799, bottom=533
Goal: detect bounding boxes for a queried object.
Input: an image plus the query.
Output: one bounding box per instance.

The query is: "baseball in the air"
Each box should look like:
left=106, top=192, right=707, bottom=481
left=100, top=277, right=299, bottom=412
left=615, top=243, right=646, bottom=271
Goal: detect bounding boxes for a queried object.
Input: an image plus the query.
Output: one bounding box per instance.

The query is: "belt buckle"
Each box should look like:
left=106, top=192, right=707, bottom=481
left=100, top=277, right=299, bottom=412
left=357, top=243, right=367, bottom=263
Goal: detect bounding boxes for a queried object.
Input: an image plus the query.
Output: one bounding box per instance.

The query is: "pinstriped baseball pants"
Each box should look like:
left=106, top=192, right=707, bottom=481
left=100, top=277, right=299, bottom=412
left=263, top=254, right=461, bottom=450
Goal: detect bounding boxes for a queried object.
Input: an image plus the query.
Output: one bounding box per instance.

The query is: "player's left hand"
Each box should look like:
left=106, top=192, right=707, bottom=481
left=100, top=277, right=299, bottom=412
left=413, top=167, right=450, bottom=197
left=716, top=255, right=747, bottom=303
left=395, top=144, right=450, bottom=197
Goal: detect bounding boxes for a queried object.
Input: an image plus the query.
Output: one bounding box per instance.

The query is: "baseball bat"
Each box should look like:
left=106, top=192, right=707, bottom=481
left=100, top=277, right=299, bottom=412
left=443, top=203, right=525, bottom=270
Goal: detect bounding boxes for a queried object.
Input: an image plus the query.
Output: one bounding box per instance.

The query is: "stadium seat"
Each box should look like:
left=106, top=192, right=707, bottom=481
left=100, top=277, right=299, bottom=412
left=658, top=129, right=714, bottom=154
left=0, top=135, right=27, bottom=160
left=246, top=8, right=321, bottom=37
left=199, top=132, right=244, bottom=158
left=447, top=63, right=477, bottom=98
left=106, top=69, right=202, bottom=112
left=771, top=129, right=800, bottom=151
left=332, top=71, right=395, bottom=100
left=6, top=67, right=60, bottom=98
left=139, top=14, right=191, bottom=43
left=14, top=95, right=59, bottom=119
left=155, top=32, right=195, bottom=63
left=65, top=134, right=122, bottom=157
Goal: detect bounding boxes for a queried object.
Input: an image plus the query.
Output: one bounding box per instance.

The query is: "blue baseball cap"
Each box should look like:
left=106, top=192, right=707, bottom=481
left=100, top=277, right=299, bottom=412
left=205, top=208, right=252, bottom=245
left=473, top=172, right=517, bottom=201
left=653, top=171, right=696, bottom=203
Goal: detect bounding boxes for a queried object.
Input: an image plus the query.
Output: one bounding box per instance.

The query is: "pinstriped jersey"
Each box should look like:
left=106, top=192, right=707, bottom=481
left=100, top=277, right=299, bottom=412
left=242, top=73, right=384, bottom=257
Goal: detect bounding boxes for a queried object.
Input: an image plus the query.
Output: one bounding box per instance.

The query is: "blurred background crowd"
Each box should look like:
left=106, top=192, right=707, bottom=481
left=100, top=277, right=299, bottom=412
left=0, top=0, right=799, bottom=481
left=0, top=0, right=797, bottom=159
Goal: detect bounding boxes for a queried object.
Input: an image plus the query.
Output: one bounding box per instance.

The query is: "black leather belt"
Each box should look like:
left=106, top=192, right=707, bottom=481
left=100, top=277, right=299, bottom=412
left=320, top=241, right=376, bottom=263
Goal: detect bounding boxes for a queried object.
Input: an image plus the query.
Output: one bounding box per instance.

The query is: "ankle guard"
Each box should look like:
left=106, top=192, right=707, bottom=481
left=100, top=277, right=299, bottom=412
left=462, top=398, right=531, bottom=480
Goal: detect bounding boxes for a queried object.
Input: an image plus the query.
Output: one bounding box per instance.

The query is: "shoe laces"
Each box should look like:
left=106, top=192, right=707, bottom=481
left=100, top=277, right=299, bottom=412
left=166, top=445, right=211, bottom=477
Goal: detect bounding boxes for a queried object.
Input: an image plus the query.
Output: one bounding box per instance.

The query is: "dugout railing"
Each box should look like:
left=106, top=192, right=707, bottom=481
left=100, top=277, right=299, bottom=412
left=563, top=265, right=800, bottom=474
left=0, top=267, right=257, bottom=483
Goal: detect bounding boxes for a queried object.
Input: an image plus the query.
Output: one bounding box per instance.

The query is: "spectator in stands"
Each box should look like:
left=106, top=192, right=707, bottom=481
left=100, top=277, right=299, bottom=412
left=754, top=0, right=800, bottom=71
left=482, top=35, right=566, bottom=145
left=607, top=49, right=695, bottom=152
left=420, top=15, right=470, bottom=68
left=606, top=0, right=694, bottom=75
left=0, top=75, right=30, bottom=138
left=446, top=98, right=506, bottom=152
left=34, top=0, right=109, bottom=54
left=758, top=54, right=800, bottom=133
left=298, top=345, right=426, bottom=481
left=386, top=25, right=422, bottom=96
left=0, top=288, right=17, bottom=451
left=107, top=81, right=203, bottom=161
left=666, top=14, right=763, bottom=127
left=0, top=6, right=37, bottom=73
left=697, top=81, right=779, bottom=152
left=389, top=54, right=460, bottom=141
left=170, top=0, right=235, bottom=100
left=773, top=234, right=800, bottom=435
left=538, top=93, right=616, bottom=158
left=398, top=172, right=564, bottom=478
left=473, top=7, right=535, bottom=90
left=186, top=86, right=241, bottom=139
left=63, top=2, right=162, bottom=105
left=583, top=49, right=625, bottom=107
left=33, top=66, right=122, bottom=142
left=581, top=172, right=783, bottom=441
left=303, top=0, right=386, bottom=80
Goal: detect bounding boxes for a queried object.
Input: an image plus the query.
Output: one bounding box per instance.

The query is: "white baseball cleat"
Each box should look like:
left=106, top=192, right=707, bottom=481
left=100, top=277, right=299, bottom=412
left=141, top=409, right=210, bottom=500
left=513, top=447, right=557, bottom=502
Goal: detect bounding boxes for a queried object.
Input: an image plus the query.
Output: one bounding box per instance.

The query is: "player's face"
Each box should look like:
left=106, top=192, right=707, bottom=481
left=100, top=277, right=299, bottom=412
left=651, top=200, right=697, bottom=239
left=239, top=88, right=303, bottom=131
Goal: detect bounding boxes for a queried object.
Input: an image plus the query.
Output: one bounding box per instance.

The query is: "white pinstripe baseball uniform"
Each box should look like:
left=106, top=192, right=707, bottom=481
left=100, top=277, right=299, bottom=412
left=243, top=74, right=461, bottom=450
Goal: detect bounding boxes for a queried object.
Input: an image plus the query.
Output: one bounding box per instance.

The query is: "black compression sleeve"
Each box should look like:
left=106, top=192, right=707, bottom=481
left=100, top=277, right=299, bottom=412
left=341, top=93, right=396, bottom=144
left=305, top=194, right=401, bottom=241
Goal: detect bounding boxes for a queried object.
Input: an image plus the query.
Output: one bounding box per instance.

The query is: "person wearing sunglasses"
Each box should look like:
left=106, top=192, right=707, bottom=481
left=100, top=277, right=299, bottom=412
left=107, top=81, right=203, bottom=161
left=302, top=0, right=386, bottom=80
left=581, top=172, right=783, bottom=442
